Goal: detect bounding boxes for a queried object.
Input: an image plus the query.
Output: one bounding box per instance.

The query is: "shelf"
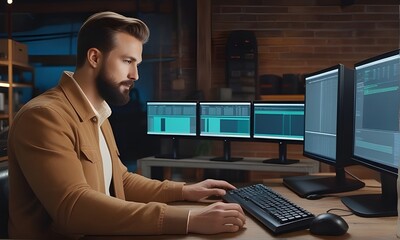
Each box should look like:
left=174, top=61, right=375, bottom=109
left=260, top=94, right=304, bottom=101
left=1, top=39, right=35, bottom=128
left=0, top=60, right=34, bottom=71
left=0, top=81, right=33, bottom=88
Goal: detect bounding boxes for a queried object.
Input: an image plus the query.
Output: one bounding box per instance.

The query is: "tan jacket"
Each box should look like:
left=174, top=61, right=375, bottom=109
left=8, top=72, right=189, bottom=239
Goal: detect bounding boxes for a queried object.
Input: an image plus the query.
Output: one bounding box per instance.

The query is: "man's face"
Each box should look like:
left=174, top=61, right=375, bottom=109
left=96, top=32, right=143, bottom=106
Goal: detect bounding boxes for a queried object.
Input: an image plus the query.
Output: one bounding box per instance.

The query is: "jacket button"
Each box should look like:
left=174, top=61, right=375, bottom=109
left=91, top=117, right=98, bottom=122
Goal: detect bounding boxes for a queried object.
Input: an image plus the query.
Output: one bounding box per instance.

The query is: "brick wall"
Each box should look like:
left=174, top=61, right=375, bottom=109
left=207, top=0, right=399, bottom=168
left=211, top=0, right=398, bottom=86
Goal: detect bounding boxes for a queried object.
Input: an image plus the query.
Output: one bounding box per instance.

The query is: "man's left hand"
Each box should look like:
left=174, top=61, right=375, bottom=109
left=182, top=179, right=236, bottom=202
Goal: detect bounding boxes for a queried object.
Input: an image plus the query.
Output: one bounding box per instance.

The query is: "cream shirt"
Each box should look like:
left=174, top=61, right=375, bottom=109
left=66, top=71, right=113, bottom=195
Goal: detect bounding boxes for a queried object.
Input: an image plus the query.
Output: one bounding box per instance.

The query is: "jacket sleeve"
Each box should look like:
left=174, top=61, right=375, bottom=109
left=119, top=160, right=186, bottom=203
left=9, top=106, right=189, bottom=235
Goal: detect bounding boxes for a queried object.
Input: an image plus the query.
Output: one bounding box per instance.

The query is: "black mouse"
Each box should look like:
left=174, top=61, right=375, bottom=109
left=309, top=213, right=349, bottom=236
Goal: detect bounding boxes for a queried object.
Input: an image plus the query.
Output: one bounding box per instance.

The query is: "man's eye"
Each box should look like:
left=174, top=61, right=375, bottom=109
left=124, top=59, right=132, bottom=64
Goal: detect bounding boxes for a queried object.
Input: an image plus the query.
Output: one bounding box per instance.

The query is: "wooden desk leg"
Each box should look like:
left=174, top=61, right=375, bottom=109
left=244, top=171, right=251, bottom=182
left=138, top=161, right=152, bottom=178
left=163, top=167, right=172, bottom=180
left=195, top=168, right=204, bottom=180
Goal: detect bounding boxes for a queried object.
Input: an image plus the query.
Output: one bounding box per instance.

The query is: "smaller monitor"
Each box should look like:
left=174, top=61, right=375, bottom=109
left=252, top=102, right=304, bottom=164
left=199, top=101, right=251, bottom=161
left=147, top=101, right=197, bottom=159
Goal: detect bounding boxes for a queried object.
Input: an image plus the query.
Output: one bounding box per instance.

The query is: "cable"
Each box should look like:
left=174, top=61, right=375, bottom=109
left=345, top=168, right=381, bottom=188
left=306, top=194, right=339, bottom=200
left=344, top=168, right=363, bottom=182
left=327, top=208, right=354, bottom=217
left=364, top=185, right=381, bottom=188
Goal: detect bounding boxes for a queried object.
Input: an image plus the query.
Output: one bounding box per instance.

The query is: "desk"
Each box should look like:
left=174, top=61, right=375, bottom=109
left=85, top=179, right=397, bottom=240
left=137, top=156, right=319, bottom=179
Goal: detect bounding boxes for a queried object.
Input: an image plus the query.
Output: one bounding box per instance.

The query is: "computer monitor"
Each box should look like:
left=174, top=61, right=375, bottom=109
left=283, top=64, right=365, bottom=198
left=252, top=102, right=304, bottom=164
left=199, top=101, right=251, bottom=161
left=146, top=101, right=197, bottom=159
left=341, top=49, right=400, bottom=217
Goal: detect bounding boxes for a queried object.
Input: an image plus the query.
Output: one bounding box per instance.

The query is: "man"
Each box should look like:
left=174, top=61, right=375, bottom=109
left=7, top=11, right=245, bottom=239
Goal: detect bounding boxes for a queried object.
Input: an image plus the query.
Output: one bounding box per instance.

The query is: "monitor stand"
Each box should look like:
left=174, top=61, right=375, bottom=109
left=263, top=141, right=299, bottom=165
left=341, top=173, right=397, bottom=217
left=210, top=139, right=242, bottom=162
left=283, top=167, right=365, bottom=198
left=154, top=137, right=191, bottom=159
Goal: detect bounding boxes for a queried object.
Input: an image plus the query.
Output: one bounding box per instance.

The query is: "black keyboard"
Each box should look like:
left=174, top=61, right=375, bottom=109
left=222, top=184, right=315, bottom=234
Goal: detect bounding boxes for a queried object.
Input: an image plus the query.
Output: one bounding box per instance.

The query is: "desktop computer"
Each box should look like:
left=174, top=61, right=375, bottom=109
left=341, top=49, right=400, bottom=217
left=199, top=101, right=251, bottom=161
left=252, top=101, right=304, bottom=164
left=283, top=64, right=364, bottom=198
left=146, top=101, right=197, bottom=159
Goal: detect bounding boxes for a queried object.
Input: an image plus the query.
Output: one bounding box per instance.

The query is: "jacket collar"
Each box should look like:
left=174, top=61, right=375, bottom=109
left=65, top=72, right=111, bottom=125
left=58, top=71, right=97, bottom=122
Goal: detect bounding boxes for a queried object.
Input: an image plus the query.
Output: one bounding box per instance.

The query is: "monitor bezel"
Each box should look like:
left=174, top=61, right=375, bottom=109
left=251, top=100, right=305, bottom=144
left=198, top=101, right=252, bottom=141
left=351, top=49, right=400, bottom=177
left=146, top=100, right=199, bottom=138
left=302, top=64, right=354, bottom=168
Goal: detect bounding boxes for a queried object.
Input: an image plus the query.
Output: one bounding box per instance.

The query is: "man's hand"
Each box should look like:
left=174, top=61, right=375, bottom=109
left=188, top=202, right=246, bottom=234
left=182, top=179, right=236, bottom=202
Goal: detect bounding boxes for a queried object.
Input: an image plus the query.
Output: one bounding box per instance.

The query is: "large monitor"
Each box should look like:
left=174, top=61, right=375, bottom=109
left=252, top=102, right=304, bottom=164
left=147, top=101, right=197, bottom=159
left=341, top=49, right=400, bottom=217
left=199, top=101, right=251, bottom=161
left=283, top=64, right=365, bottom=198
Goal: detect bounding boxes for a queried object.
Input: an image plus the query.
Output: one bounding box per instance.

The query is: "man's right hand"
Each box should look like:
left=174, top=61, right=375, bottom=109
left=187, top=202, right=246, bottom=234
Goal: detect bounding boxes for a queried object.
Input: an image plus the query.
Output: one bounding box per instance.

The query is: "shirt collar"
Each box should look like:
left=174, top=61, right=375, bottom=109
left=65, top=71, right=112, bottom=126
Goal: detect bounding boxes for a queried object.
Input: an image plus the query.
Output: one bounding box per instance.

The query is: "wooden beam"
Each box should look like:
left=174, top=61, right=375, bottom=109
left=29, top=55, right=76, bottom=66
left=8, top=0, right=176, bottom=14
left=29, top=55, right=176, bottom=66
left=196, top=0, right=212, bottom=100
left=9, top=1, right=138, bottom=13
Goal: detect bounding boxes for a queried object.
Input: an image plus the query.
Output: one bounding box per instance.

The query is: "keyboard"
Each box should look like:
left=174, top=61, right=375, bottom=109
left=222, top=184, right=315, bottom=234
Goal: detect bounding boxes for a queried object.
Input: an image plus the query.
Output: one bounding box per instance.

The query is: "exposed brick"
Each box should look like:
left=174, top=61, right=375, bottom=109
left=352, top=14, right=399, bottom=21
left=242, top=6, right=289, bottom=13
left=209, top=1, right=398, bottom=159
left=288, top=6, right=343, bottom=13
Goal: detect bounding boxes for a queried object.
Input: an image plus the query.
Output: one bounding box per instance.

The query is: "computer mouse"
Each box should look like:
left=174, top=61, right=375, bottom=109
left=309, top=213, right=349, bottom=236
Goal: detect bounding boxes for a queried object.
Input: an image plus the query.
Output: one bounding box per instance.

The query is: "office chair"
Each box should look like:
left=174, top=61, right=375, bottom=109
left=0, top=163, right=9, bottom=238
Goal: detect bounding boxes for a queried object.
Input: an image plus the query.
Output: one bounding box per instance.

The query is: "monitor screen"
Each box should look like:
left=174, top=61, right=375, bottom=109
left=303, top=68, right=339, bottom=162
left=352, top=51, right=400, bottom=174
left=253, top=102, right=304, bottom=141
left=341, top=49, right=400, bottom=217
left=199, top=101, right=251, bottom=162
left=199, top=102, right=251, bottom=139
left=283, top=64, right=364, bottom=197
left=253, top=102, right=304, bottom=165
left=147, top=101, right=197, bottom=136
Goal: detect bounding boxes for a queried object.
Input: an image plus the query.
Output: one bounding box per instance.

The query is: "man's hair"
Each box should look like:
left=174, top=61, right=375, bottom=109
left=76, top=11, right=150, bottom=68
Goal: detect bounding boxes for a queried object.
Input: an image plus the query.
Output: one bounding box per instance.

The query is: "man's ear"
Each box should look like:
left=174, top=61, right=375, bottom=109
left=87, top=48, right=102, bottom=68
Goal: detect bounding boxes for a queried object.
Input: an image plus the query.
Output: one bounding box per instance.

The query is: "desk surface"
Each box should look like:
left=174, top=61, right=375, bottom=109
left=85, top=179, right=397, bottom=240
left=138, top=156, right=319, bottom=178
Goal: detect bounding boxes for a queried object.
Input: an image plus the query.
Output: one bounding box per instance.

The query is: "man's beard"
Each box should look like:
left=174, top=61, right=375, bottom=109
left=96, top=67, right=133, bottom=106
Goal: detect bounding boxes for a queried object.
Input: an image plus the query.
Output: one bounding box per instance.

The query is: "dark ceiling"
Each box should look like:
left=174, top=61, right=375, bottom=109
left=1, top=0, right=176, bottom=34
left=1, top=0, right=168, bottom=13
